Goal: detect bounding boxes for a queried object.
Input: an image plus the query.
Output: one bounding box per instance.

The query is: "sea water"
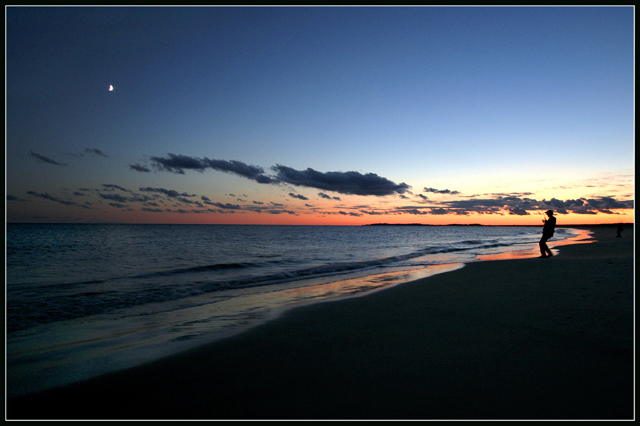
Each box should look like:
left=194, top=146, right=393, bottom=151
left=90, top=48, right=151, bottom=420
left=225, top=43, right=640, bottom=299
left=6, top=224, right=584, bottom=396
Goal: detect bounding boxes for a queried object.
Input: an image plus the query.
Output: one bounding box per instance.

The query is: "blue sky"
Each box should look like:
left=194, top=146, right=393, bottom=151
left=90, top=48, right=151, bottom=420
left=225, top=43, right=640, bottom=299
left=6, top=6, right=634, bottom=225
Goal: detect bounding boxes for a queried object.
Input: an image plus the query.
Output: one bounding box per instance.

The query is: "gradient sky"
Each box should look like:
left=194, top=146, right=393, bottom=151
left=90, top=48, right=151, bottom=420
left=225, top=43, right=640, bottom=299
left=6, top=6, right=634, bottom=225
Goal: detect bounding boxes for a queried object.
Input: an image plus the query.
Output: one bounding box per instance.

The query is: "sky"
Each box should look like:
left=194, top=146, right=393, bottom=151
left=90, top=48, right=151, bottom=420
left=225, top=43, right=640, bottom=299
left=6, top=6, right=635, bottom=226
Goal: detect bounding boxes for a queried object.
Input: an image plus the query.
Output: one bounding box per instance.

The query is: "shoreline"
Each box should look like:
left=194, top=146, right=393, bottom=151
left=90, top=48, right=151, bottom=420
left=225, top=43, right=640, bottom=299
left=5, top=226, right=586, bottom=398
left=6, top=225, right=634, bottom=420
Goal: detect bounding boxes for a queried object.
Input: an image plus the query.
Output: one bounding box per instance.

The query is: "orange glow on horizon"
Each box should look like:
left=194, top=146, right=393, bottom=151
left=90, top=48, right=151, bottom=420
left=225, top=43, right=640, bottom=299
left=38, top=207, right=632, bottom=226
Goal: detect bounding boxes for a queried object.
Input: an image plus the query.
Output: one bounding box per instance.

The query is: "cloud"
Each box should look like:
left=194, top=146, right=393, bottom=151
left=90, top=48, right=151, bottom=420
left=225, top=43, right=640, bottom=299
left=581, top=196, right=633, bottom=210
left=84, top=148, right=108, bottom=157
left=97, top=191, right=152, bottom=204
left=386, top=193, right=633, bottom=218
left=20, top=177, right=633, bottom=222
left=130, top=163, right=151, bottom=173
left=289, top=192, right=309, bottom=201
left=27, top=191, right=91, bottom=209
left=139, top=187, right=196, bottom=199
left=318, top=192, right=341, bottom=201
left=272, top=165, right=410, bottom=196
left=429, top=208, right=449, bottom=215
left=150, top=153, right=207, bottom=173
left=209, top=202, right=243, bottom=210
left=102, top=184, right=130, bottom=192
left=423, top=187, right=460, bottom=195
left=265, top=209, right=297, bottom=215
left=146, top=154, right=275, bottom=183
left=508, top=207, right=529, bottom=216
left=137, top=187, right=205, bottom=207
left=29, top=151, right=66, bottom=166
left=137, top=154, right=409, bottom=197
left=69, top=148, right=109, bottom=158
left=27, top=191, right=74, bottom=205
left=395, top=207, right=430, bottom=215
left=204, top=158, right=276, bottom=184
left=121, top=153, right=633, bottom=219
left=98, top=193, right=133, bottom=203
left=443, top=198, right=515, bottom=210
left=437, top=195, right=633, bottom=216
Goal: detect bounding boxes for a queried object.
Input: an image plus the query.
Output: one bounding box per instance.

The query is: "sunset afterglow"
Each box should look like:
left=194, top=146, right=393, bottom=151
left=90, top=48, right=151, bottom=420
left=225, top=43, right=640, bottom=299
left=6, top=7, right=634, bottom=226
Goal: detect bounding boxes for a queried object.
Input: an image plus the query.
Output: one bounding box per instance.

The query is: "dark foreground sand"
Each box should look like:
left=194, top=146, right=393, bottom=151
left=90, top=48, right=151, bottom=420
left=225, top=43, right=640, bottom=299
left=7, top=225, right=634, bottom=420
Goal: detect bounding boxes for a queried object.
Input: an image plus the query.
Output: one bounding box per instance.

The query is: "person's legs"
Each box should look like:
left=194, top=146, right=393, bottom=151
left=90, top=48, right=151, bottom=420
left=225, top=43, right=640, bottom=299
left=539, top=234, right=552, bottom=257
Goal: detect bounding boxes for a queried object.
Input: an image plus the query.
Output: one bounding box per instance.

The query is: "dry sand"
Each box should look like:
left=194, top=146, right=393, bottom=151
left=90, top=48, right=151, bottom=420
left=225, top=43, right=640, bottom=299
left=6, top=225, right=634, bottom=420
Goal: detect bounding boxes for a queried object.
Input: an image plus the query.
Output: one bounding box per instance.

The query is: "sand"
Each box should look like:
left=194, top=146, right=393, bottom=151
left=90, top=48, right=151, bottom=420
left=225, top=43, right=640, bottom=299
left=6, top=225, right=634, bottom=420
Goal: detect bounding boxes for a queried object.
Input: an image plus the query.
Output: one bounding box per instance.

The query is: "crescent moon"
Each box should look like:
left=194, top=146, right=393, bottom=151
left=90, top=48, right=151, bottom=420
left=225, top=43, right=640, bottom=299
left=109, top=85, right=114, bottom=91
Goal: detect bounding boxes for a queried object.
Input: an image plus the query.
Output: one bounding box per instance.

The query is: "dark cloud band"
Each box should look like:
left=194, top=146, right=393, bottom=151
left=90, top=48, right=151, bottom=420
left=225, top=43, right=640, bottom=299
left=137, top=154, right=410, bottom=197
left=148, top=154, right=276, bottom=183
left=272, top=165, right=410, bottom=197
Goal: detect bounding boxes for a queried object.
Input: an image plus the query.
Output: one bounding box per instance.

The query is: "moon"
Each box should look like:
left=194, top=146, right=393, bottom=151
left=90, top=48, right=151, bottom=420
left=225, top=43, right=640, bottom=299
left=108, top=85, right=114, bottom=92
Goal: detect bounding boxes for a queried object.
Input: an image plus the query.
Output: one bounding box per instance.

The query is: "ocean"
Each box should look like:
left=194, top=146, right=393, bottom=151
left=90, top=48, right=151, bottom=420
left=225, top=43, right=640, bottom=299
left=6, top=223, right=586, bottom=397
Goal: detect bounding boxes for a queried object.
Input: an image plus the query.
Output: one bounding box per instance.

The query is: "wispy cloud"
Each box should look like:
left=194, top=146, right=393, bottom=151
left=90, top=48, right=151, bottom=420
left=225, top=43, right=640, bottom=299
left=423, top=187, right=460, bottom=195
left=138, top=187, right=202, bottom=206
left=102, top=184, right=130, bottom=192
left=20, top=154, right=634, bottom=222
left=29, top=151, right=67, bottom=167
left=97, top=192, right=151, bottom=204
left=84, top=148, right=109, bottom=157
left=208, top=202, right=243, bottom=210
left=27, top=191, right=74, bottom=205
left=21, top=181, right=633, bottom=221
left=130, top=163, right=151, bottom=173
left=26, top=191, right=92, bottom=209
left=139, top=187, right=196, bottom=199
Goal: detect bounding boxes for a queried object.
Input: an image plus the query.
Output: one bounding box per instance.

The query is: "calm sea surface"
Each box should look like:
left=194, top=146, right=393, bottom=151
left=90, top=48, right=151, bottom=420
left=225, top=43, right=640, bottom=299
left=6, top=224, right=584, bottom=396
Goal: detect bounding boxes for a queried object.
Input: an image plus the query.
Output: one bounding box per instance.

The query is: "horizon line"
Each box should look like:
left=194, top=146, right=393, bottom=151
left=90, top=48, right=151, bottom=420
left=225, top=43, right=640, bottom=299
left=6, top=222, right=634, bottom=227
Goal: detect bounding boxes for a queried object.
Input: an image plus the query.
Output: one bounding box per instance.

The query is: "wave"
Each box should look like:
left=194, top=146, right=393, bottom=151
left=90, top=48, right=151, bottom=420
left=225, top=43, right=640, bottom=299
left=6, top=238, right=526, bottom=333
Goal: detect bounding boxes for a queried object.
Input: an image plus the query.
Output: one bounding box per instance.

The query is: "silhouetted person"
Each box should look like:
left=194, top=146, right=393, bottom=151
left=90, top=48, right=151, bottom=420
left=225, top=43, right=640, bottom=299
left=539, top=210, right=556, bottom=258
left=616, top=223, right=624, bottom=238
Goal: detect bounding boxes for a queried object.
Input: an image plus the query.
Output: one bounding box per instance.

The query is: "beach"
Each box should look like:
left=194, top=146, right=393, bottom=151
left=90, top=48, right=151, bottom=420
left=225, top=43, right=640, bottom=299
left=6, top=224, right=634, bottom=420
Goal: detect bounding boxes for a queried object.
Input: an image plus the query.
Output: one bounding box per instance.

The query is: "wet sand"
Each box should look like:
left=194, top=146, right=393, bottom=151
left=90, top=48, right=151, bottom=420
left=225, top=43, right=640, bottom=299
left=7, top=225, right=634, bottom=420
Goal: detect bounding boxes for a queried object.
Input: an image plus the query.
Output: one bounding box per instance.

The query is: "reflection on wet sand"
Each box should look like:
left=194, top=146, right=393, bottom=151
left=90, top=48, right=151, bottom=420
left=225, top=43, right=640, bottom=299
left=477, top=229, right=594, bottom=261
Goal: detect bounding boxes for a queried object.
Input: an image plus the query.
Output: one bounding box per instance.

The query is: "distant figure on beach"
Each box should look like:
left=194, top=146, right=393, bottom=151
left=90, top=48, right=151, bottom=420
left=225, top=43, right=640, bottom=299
left=616, top=223, right=624, bottom=238
left=539, top=210, right=556, bottom=258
